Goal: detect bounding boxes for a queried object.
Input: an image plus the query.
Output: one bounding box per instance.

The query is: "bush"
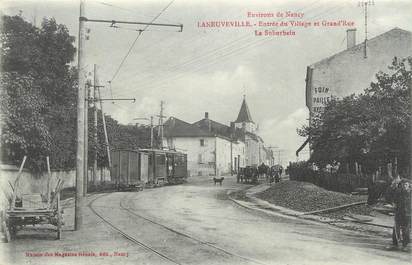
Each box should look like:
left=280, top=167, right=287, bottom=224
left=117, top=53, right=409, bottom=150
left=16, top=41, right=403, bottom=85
left=288, top=161, right=368, bottom=193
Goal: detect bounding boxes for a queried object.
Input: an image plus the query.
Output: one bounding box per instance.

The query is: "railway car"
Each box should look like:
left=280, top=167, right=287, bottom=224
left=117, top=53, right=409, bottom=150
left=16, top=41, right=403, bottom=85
left=110, top=149, right=188, bottom=190
left=140, top=149, right=188, bottom=185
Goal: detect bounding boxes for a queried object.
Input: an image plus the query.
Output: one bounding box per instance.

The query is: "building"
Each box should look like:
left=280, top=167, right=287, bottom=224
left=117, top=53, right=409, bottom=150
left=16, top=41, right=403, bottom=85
left=163, top=97, right=274, bottom=176
left=297, top=27, right=412, bottom=156
left=163, top=114, right=246, bottom=176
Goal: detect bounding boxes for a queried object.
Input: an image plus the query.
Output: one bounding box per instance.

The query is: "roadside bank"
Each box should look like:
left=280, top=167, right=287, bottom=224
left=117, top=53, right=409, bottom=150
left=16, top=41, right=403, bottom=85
left=229, top=180, right=399, bottom=239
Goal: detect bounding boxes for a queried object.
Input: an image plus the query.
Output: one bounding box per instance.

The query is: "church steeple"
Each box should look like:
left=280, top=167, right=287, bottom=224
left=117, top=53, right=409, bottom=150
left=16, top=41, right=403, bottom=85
left=235, top=95, right=254, bottom=124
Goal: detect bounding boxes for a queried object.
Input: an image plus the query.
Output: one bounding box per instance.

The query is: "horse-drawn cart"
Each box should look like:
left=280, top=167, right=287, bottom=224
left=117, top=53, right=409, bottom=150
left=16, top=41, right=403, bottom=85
left=1, top=156, right=64, bottom=242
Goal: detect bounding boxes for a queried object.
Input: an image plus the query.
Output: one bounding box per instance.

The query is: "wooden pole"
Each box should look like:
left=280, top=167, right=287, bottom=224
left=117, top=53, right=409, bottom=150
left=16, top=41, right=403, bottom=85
left=93, top=64, right=98, bottom=184
left=150, top=116, right=154, bottom=149
left=75, top=0, right=86, bottom=230
left=97, top=86, right=111, bottom=169
left=84, top=79, right=89, bottom=197
left=11, top=156, right=27, bottom=209
left=46, top=156, right=51, bottom=208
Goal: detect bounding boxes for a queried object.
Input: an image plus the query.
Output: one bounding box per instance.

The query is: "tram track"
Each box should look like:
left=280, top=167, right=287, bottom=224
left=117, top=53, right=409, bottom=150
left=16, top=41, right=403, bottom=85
left=87, top=193, right=181, bottom=265
left=119, top=192, right=268, bottom=265
left=89, top=192, right=269, bottom=265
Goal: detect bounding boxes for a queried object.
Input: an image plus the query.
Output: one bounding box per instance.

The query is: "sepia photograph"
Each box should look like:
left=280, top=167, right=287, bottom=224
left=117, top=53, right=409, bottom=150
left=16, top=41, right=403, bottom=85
left=0, top=0, right=411, bottom=264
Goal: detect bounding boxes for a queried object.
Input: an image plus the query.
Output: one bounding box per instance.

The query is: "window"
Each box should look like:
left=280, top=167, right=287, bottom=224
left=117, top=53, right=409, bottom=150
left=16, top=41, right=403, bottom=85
left=200, top=139, right=205, bottom=146
left=198, top=154, right=203, bottom=164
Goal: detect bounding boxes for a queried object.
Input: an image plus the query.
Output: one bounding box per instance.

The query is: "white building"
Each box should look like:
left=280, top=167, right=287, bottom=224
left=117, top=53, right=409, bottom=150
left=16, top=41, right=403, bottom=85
left=163, top=98, right=274, bottom=176
left=297, top=27, right=412, bottom=155
left=163, top=114, right=245, bottom=176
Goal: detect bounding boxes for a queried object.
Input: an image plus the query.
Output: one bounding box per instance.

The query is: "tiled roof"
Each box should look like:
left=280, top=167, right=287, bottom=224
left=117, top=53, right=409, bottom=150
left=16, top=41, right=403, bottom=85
left=193, top=119, right=232, bottom=138
left=163, top=117, right=213, bottom=137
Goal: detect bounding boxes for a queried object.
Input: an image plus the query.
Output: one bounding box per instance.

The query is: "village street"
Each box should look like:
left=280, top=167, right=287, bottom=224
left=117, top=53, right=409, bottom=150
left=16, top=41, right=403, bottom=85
left=2, top=175, right=411, bottom=265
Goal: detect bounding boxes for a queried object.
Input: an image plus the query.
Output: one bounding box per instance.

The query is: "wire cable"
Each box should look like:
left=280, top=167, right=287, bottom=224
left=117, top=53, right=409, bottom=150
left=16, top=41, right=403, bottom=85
left=109, top=0, right=176, bottom=83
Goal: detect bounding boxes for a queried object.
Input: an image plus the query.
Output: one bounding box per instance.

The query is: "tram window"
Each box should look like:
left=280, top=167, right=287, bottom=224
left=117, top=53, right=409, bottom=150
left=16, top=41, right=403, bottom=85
left=156, top=154, right=165, bottom=165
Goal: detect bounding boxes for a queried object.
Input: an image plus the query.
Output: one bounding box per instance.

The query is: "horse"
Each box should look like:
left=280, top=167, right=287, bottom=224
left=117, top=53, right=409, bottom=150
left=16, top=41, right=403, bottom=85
left=242, top=166, right=258, bottom=184
left=269, top=165, right=282, bottom=183
left=258, top=163, right=269, bottom=180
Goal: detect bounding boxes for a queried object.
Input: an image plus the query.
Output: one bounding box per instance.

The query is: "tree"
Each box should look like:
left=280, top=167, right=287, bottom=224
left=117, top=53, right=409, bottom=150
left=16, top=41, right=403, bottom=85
left=299, top=57, right=411, bottom=175
left=1, top=14, right=77, bottom=172
left=1, top=14, right=157, bottom=172
left=0, top=73, right=51, bottom=171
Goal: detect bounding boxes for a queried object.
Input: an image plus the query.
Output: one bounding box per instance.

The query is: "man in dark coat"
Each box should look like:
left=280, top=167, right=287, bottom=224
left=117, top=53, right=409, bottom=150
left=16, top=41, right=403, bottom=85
left=393, top=179, right=411, bottom=249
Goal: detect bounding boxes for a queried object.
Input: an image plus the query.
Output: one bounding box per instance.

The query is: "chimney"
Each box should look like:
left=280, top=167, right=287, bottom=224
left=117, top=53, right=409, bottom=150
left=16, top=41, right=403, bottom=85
left=205, top=112, right=209, bottom=119
left=346, top=29, right=356, bottom=49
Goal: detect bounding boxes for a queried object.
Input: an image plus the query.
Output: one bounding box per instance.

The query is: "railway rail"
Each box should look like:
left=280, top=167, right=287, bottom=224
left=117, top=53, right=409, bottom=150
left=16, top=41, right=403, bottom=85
left=88, top=192, right=268, bottom=265
left=87, top=194, right=181, bottom=265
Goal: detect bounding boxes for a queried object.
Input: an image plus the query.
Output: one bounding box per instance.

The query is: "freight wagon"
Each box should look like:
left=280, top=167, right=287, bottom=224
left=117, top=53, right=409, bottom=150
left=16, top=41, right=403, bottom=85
left=110, top=149, right=188, bottom=190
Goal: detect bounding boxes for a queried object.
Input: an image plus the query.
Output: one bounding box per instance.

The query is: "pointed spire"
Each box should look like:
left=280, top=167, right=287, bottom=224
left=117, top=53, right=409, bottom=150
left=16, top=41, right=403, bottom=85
left=235, top=96, right=254, bottom=123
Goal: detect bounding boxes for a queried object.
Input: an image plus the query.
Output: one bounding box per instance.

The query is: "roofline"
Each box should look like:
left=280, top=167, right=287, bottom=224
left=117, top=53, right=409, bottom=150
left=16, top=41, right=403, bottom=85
left=165, top=134, right=244, bottom=143
left=310, top=27, right=411, bottom=67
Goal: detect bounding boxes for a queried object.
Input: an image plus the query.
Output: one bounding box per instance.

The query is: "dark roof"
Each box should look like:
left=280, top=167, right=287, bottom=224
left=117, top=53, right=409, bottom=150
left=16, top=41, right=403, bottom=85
left=235, top=98, right=254, bottom=123
left=193, top=118, right=232, bottom=138
left=164, top=117, right=213, bottom=137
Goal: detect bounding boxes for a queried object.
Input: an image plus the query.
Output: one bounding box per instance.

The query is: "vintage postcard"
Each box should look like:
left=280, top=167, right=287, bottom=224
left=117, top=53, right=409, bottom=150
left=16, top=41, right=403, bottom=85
left=0, top=0, right=411, bottom=264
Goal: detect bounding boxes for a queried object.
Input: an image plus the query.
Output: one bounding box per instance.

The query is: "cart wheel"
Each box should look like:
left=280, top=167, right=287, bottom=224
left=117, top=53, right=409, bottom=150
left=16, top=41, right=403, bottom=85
left=2, top=221, right=11, bottom=243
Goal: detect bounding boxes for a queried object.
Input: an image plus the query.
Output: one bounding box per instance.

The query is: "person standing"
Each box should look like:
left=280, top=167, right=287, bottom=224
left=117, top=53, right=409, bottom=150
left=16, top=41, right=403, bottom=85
left=393, top=179, right=411, bottom=250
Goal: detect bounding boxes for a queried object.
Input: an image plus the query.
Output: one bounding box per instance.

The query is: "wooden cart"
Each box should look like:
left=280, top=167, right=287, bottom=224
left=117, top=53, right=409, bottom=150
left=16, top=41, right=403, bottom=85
left=1, top=156, right=64, bottom=242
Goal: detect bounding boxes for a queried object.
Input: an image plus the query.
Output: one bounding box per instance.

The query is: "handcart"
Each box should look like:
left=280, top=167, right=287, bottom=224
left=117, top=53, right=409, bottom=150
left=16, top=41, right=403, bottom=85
left=1, top=156, right=64, bottom=242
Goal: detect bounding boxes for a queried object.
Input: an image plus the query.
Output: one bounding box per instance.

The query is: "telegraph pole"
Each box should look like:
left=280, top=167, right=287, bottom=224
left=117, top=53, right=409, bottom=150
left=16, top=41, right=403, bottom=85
left=93, top=64, right=98, bottom=184
left=75, top=0, right=86, bottom=231
left=97, top=87, right=112, bottom=169
left=359, top=0, right=374, bottom=58
left=150, top=116, right=154, bottom=149
left=157, top=101, right=165, bottom=149
left=84, top=78, right=90, bottom=197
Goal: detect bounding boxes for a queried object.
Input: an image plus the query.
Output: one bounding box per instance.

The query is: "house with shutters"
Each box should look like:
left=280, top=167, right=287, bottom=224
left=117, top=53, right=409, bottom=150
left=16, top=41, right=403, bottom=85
left=162, top=97, right=274, bottom=176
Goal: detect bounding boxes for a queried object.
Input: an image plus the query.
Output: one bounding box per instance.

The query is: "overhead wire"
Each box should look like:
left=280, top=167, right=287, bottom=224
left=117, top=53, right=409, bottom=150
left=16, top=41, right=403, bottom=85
left=92, top=0, right=177, bottom=24
left=114, top=2, right=347, bottom=97
left=115, top=0, right=325, bottom=87
left=109, top=0, right=176, bottom=83
left=114, top=1, right=339, bottom=93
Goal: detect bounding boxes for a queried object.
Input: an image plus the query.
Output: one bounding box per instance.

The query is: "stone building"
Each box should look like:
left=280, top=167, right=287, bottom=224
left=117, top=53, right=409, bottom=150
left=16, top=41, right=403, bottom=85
left=163, top=97, right=274, bottom=176
left=297, top=27, right=412, bottom=155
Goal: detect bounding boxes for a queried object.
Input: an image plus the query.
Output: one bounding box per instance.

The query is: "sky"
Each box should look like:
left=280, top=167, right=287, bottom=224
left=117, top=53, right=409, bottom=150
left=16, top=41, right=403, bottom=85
left=2, top=0, right=412, bottom=166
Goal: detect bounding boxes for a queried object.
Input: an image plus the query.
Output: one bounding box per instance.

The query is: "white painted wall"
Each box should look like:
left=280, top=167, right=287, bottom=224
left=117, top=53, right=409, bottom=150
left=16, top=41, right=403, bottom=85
left=164, top=136, right=246, bottom=176
left=308, top=29, right=412, bottom=115
left=164, top=136, right=216, bottom=176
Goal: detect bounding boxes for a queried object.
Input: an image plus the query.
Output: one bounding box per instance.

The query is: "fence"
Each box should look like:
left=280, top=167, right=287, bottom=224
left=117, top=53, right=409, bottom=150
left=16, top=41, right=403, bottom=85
left=288, top=162, right=371, bottom=193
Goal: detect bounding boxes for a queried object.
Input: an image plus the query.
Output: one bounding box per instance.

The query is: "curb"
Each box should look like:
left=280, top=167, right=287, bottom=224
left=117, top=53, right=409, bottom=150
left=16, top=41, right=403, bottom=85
left=227, top=184, right=393, bottom=232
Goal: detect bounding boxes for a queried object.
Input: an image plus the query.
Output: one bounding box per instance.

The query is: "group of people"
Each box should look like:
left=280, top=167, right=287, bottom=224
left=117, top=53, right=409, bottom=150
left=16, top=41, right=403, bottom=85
left=258, top=163, right=282, bottom=184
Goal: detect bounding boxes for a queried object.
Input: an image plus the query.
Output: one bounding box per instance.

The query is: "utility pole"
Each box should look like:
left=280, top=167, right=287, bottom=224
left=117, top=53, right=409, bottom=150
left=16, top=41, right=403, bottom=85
left=359, top=0, right=374, bottom=58
left=75, top=0, right=86, bottom=231
left=93, top=64, right=98, bottom=184
left=74, top=2, right=182, bottom=231
left=97, top=87, right=112, bottom=170
left=150, top=116, right=154, bottom=149
left=157, top=101, right=165, bottom=149
left=84, top=78, right=90, bottom=197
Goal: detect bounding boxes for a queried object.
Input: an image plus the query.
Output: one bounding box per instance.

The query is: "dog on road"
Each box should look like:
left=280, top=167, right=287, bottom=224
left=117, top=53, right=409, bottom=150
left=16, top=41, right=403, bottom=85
left=213, top=177, right=224, bottom=186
